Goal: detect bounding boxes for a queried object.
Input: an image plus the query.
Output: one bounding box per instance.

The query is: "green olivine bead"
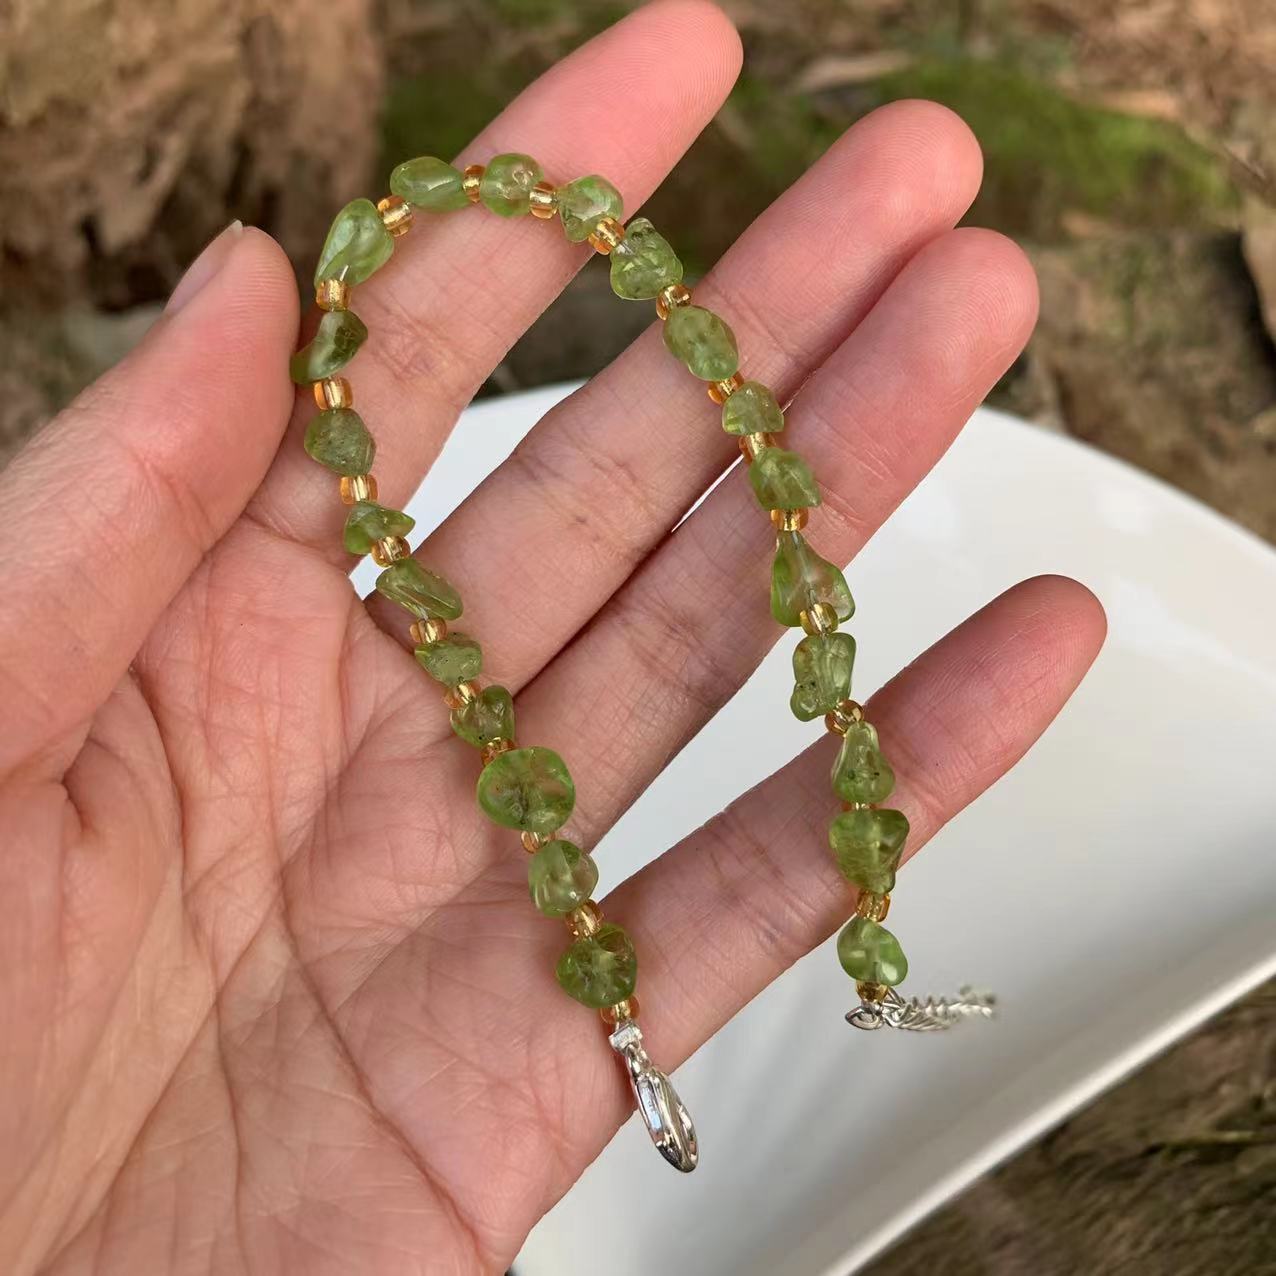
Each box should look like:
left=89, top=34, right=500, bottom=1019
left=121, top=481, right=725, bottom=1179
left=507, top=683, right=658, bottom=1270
left=414, top=633, right=482, bottom=686
left=450, top=685, right=514, bottom=748
left=528, top=840, right=599, bottom=917
left=662, top=304, right=739, bottom=381
left=748, top=448, right=821, bottom=511
left=770, top=530, right=855, bottom=628
left=555, top=922, right=637, bottom=1009
left=790, top=631, right=856, bottom=722
left=342, top=500, right=415, bottom=554
left=389, top=156, right=470, bottom=211
left=476, top=745, right=576, bottom=835
left=721, top=380, right=785, bottom=436
left=609, top=217, right=682, bottom=300
left=558, top=174, right=623, bottom=243
left=289, top=309, right=368, bottom=384
left=479, top=152, right=543, bottom=216
left=831, top=721, right=896, bottom=805
left=303, top=408, right=376, bottom=476
left=313, top=198, right=394, bottom=286
left=828, top=807, right=909, bottom=895
left=374, top=558, right=463, bottom=620
left=837, top=917, right=908, bottom=986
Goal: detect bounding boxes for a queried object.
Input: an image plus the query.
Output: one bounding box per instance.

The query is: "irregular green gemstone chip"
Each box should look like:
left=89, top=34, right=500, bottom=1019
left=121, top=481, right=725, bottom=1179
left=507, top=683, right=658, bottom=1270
left=609, top=217, right=682, bottom=299
left=790, top=631, right=856, bottom=722
left=528, top=839, right=599, bottom=917
left=770, top=530, right=854, bottom=627
left=721, top=380, right=785, bottom=436
left=831, top=721, right=896, bottom=805
left=342, top=500, right=415, bottom=554
left=303, top=408, right=375, bottom=476
left=414, top=633, right=482, bottom=686
left=313, top=198, right=394, bottom=286
left=748, top=448, right=821, bottom=511
left=389, top=156, right=470, bottom=211
left=374, top=558, right=462, bottom=620
left=289, top=309, right=368, bottom=384
left=837, top=916, right=908, bottom=986
left=479, top=153, right=543, bottom=216
left=558, top=174, right=623, bottom=243
left=828, top=807, right=909, bottom=895
left=476, top=745, right=575, bottom=835
left=555, top=922, right=637, bottom=1008
left=451, top=685, right=514, bottom=748
left=662, top=304, right=739, bottom=381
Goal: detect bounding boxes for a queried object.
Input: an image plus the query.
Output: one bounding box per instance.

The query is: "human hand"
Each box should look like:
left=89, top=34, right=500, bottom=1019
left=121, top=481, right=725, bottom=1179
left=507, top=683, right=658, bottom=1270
left=0, top=4, right=1104, bottom=1272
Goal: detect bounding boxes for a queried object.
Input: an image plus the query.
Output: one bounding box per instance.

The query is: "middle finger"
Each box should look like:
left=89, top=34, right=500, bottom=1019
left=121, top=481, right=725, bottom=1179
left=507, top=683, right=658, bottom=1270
left=367, top=99, right=984, bottom=685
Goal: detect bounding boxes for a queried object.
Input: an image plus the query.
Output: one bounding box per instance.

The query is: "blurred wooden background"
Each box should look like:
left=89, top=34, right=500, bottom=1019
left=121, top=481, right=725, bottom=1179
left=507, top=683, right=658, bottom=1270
left=2, top=2, right=1274, bottom=1269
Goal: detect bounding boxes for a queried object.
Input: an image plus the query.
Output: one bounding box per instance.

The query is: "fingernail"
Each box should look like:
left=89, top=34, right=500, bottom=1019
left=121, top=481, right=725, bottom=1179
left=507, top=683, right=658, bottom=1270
left=166, top=220, right=244, bottom=315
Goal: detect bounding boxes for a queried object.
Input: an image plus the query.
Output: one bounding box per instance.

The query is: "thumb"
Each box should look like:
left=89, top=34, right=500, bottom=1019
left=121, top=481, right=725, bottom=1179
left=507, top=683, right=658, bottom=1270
left=0, top=224, right=299, bottom=774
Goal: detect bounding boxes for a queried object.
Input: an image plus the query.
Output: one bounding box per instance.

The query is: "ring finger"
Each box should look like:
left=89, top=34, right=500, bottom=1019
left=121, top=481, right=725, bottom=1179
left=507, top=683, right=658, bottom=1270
left=516, top=224, right=1039, bottom=843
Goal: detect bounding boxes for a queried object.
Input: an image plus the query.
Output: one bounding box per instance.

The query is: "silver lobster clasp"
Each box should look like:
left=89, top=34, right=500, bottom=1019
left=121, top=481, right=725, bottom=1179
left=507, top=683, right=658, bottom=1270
left=608, top=1019, right=698, bottom=1172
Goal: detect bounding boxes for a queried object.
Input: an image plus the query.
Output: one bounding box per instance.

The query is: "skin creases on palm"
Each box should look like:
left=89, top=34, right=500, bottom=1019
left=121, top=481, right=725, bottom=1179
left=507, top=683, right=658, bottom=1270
left=0, top=5, right=1104, bottom=1274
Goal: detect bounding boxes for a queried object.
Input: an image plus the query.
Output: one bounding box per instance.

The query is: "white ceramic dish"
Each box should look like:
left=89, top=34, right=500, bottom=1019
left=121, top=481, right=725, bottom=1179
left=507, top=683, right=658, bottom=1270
left=354, top=384, right=1276, bottom=1276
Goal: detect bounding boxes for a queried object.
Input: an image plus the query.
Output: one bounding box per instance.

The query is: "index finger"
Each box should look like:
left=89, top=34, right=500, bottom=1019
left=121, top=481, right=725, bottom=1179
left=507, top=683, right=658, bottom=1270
left=249, top=0, right=743, bottom=556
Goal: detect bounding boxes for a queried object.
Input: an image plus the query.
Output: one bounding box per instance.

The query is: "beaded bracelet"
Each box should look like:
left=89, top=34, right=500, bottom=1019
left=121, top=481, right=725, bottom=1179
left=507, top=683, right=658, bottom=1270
left=289, top=152, right=991, bottom=1174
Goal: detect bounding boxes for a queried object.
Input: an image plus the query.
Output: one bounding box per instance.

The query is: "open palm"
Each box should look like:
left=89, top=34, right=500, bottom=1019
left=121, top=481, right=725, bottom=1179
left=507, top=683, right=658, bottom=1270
left=0, top=5, right=1104, bottom=1273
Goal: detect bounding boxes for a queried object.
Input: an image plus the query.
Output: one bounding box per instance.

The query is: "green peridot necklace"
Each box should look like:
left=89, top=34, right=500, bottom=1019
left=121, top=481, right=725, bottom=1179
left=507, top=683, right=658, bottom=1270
left=289, top=151, right=993, bottom=1174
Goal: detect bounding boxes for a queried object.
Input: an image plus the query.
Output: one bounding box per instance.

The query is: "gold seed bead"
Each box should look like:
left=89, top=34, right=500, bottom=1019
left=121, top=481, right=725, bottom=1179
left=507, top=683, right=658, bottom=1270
left=770, top=507, right=809, bottom=532
left=410, top=618, right=448, bottom=646
left=315, top=278, right=350, bottom=311
left=313, top=376, right=353, bottom=411
left=856, top=980, right=889, bottom=1004
left=377, top=194, right=414, bottom=237
left=444, top=680, right=480, bottom=709
left=339, top=474, right=376, bottom=505
left=480, top=738, right=515, bottom=766
left=521, top=831, right=548, bottom=854
left=462, top=164, right=484, bottom=202
left=587, top=216, right=625, bottom=255
left=707, top=373, right=744, bottom=405
left=740, top=432, right=775, bottom=462
left=825, top=699, right=865, bottom=736
left=565, top=900, right=603, bottom=939
left=800, top=601, right=838, bottom=636
left=855, top=892, right=891, bottom=923
left=600, top=996, right=640, bottom=1026
left=655, top=282, right=692, bottom=320
left=528, top=181, right=559, bottom=219
left=370, top=536, right=411, bottom=567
